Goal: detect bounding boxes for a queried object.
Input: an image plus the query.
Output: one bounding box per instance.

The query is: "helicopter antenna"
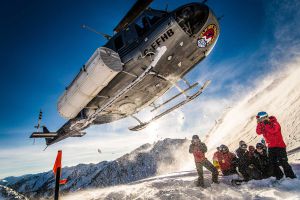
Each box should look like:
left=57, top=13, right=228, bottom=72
left=81, top=24, right=112, bottom=40
left=202, top=0, right=208, bottom=3
left=33, top=109, right=43, bottom=144
left=34, top=110, right=43, bottom=131
left=165, top=3, right=168, bottom=12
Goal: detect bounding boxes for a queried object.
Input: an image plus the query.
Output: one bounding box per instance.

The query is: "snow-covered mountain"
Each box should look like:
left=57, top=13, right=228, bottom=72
left=0, top=185, right=28, bottom=200
left=0, top=139, right=191, bottom=199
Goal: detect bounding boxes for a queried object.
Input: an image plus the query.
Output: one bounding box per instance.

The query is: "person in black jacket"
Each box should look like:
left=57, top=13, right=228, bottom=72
left=235, top=141, right=261, bottom=181
left=253, top=143, right=273, bottom=179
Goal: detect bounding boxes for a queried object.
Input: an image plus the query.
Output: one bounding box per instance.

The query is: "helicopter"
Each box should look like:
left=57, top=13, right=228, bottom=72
left=30, top=0, right=220, bottom=146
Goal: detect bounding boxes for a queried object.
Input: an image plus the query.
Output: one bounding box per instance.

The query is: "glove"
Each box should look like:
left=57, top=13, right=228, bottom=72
left=248, top=164, right=255, bottom=169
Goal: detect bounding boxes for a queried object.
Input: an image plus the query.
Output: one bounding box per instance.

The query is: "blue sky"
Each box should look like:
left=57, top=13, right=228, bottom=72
left=0, top=0, right=298, bottom=178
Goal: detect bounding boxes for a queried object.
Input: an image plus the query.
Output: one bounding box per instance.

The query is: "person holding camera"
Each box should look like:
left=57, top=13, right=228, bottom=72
left=189, top=135, right=218, bottom=187
left=256, top=111, right=296, bottom=180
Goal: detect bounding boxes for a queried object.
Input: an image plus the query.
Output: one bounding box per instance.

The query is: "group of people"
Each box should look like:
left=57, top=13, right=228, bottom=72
left=189, top=111, right=297, bottom=187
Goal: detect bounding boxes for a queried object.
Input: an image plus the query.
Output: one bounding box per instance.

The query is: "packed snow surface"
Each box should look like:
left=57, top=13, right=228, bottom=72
left=61, top=164, right=300, bottom=200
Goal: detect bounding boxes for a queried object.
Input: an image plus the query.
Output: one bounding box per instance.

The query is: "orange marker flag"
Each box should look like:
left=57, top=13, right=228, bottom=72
left=53, top=150, right=68, bottom=185
left=53, top=150, right=62, bottom=175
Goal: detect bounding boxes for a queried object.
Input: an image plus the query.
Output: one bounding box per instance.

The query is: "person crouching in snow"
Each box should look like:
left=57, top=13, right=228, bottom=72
left=256, top=111, right=296, bottom=180
left=235, top=141, right=261, bottom=181
left=253, top=143, right=273, bottom=179
left=215, top=144, right=238, bottom=176
left=189, top=135, right=218, bottom=187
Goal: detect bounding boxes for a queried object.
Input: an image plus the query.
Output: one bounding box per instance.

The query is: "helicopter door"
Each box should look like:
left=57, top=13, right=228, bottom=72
left=115, top=25, right=141, bottom=60
left=114, top=34, right=125, bottom=52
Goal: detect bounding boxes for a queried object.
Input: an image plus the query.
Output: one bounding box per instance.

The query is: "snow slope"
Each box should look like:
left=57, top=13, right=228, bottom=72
left=204, top=57, right=300, bottom=162
left=61, top=164, right=300, bottom=200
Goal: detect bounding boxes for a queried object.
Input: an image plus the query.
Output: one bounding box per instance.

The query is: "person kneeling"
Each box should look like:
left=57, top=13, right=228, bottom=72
left=236, top=141, right=262, bottom=181
left=253, top=143, right=273, bottom=179
left=214, top=144, right=238, bottom=176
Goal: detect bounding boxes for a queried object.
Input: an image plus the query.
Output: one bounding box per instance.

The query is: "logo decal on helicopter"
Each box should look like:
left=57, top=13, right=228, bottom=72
left=143, top=29, right=174, bottom=55
left=197, top=24, right=217, bottom=48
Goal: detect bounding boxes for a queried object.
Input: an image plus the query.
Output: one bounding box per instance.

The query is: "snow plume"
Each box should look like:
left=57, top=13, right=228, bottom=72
left=156, top=140, right=194, bottom=175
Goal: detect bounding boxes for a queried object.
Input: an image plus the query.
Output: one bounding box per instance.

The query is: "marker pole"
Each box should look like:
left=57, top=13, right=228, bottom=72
left=54, top=167, right=61, bottom=200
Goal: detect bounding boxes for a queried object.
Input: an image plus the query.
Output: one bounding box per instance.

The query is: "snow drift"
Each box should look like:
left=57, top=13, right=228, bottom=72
left=61, top=165, right=300, bottom=200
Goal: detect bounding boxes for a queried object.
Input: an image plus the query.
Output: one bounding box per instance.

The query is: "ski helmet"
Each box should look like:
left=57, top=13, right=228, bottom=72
left=220, top=144, right=228, bottom=152
left=256, top=111, right=268, bottom=119
left=248, top=145, right=255, bottom=152
left=239, top=140, right=247, bottom=149
left=256, top=143, right=264, bottom=149
left=192, top=135, right=199, bottom=140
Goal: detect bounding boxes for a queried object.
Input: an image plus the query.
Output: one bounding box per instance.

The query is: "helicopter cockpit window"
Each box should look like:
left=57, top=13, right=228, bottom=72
left=134, top=9, right=167, bottom=38
left=114, top=34, right=124, bottom=51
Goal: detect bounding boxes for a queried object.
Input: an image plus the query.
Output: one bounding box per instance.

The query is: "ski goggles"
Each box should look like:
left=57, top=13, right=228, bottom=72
left=220, top=147, right=228, bottom=152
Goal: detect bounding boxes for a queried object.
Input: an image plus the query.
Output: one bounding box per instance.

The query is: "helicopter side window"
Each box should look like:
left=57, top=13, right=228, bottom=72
left=134, top=15, right=151, bottom=37
left=114, top=34, right=124, bottom=51
left=146, top=14, right=160, bottom=26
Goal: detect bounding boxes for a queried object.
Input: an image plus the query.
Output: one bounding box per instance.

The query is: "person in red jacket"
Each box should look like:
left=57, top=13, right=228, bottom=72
left=189, top=135, right=218, bottom=187
left=256, top=111, right=296, bottom=180
left=214, top=144, right=238, bottom=175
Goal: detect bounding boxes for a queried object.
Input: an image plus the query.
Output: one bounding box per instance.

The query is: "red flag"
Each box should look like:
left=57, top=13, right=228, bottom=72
left=60, top=179, right=68, bottom=185
left=53, top=150, right=62, bottom=175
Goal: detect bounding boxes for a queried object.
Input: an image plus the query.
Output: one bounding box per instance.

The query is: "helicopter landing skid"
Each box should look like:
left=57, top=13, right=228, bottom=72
left=128, top=80, right=211, bottom=131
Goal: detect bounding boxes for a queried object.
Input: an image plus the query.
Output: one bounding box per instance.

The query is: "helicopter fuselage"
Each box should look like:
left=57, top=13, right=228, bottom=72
left=40, top=3, right=220, bottom=145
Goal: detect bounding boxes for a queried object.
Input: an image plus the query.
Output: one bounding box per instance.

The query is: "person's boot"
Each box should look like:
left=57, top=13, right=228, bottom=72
left=196, top=178, right=205, bottom=187
left=212, top=171, right=219, bottom=184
